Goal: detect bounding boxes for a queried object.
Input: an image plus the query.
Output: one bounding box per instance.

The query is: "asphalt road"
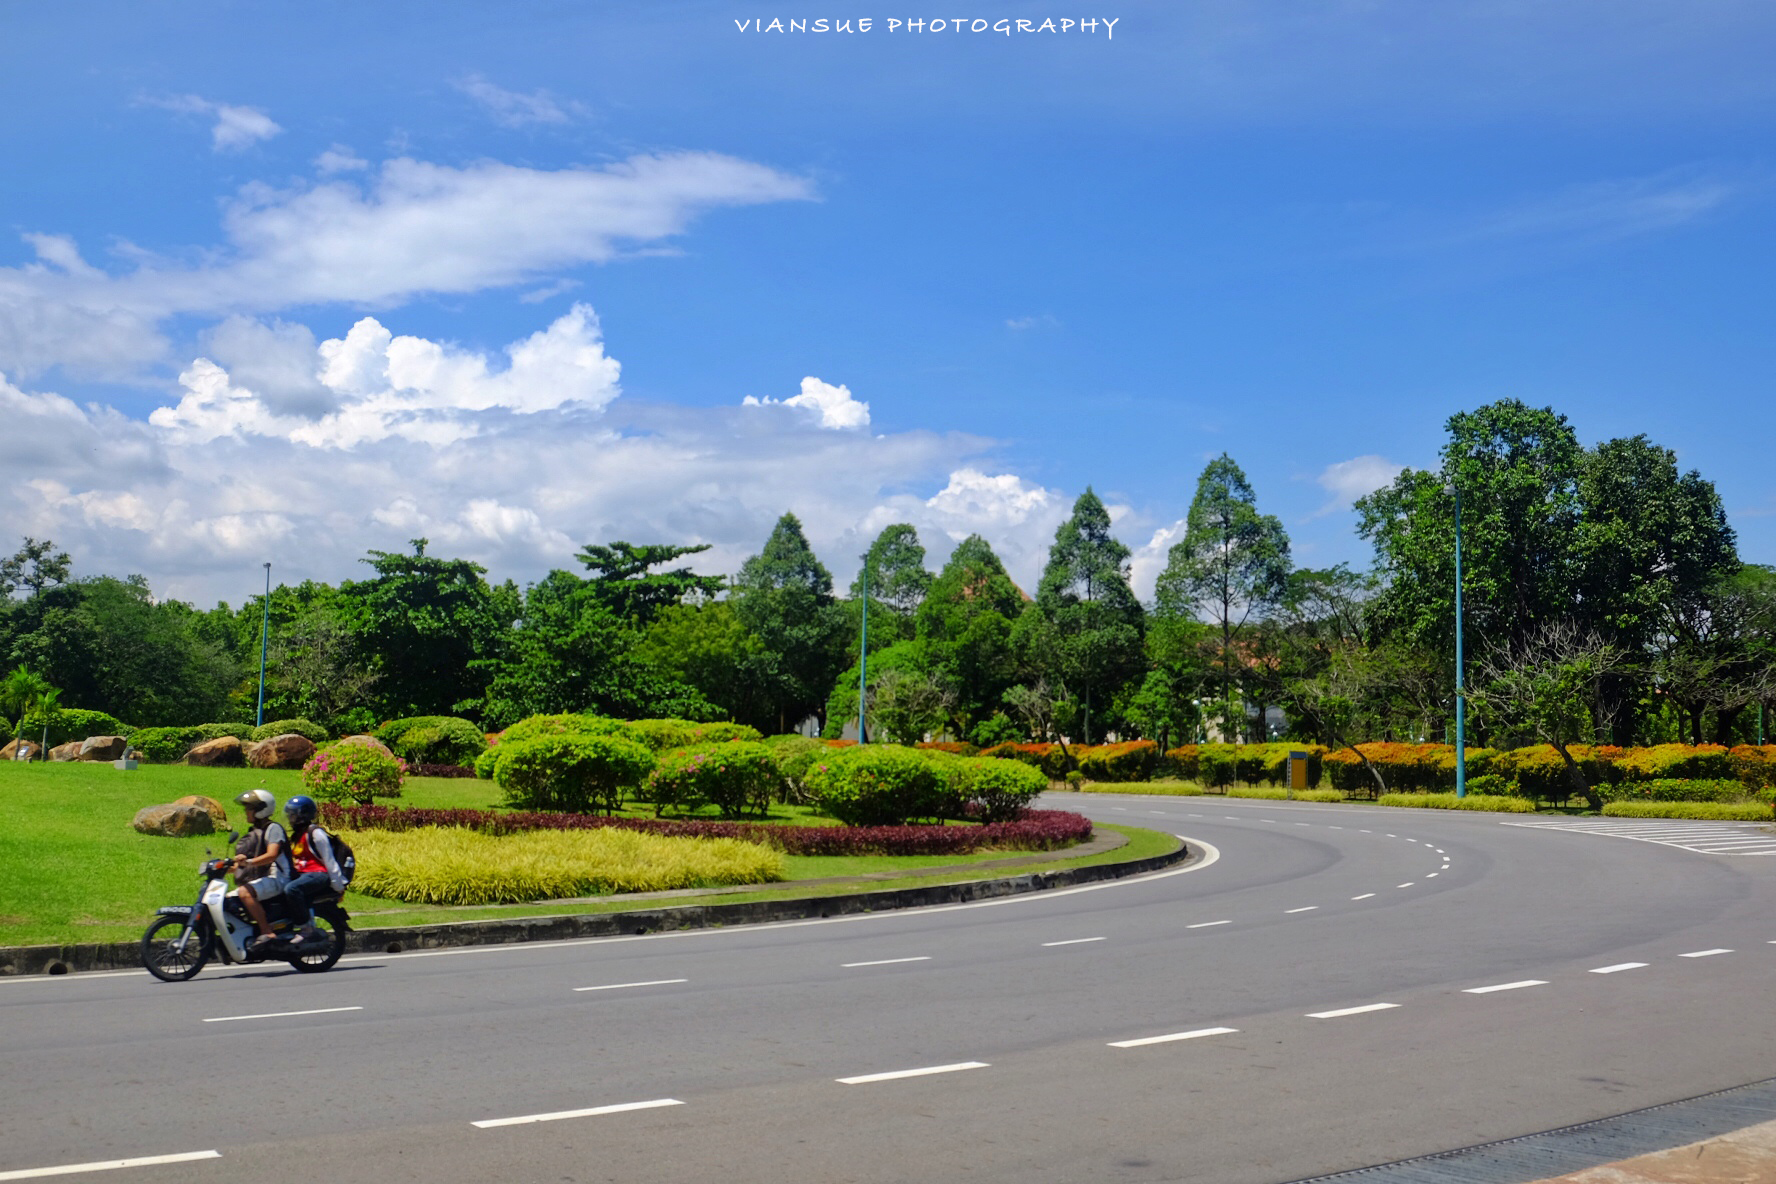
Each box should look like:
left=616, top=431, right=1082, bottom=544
left=4, top=792, right=1775, bottom=1184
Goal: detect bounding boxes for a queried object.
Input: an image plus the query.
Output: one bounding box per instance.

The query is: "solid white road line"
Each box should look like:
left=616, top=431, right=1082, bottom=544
left=837, top=1062, right=988, bottom=1085
left=472, top=1098, right=683, bottom=1128
left=203, top=1006, right=362, bottom=1023
left=0, top=1152, right=221, bottom=1181
left=1680, top=949, right=1733, bottom=958
left=573, top=979, right=688, bottom=992
left=1042, top=937, right=1106, bottom=947
left=1463, top=980, right=1548, bottom=994
left=1351, top=893, right=1376, bottom=900
left=1307, top=1003, right=1400, bottom=1019
left=842, top=956, right=930, bottom=968
left=1109, top=1026, right=1239, bottom=1048
left=1590, top=963, right=1648, bottom=974
left=1284, top=907, right=1319, bottom=914
left=1186, top=920, right=1231, bottom=928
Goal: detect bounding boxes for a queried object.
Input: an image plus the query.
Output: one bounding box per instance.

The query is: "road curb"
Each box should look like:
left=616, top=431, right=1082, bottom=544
left=0, top=835, right=1192, bottom=976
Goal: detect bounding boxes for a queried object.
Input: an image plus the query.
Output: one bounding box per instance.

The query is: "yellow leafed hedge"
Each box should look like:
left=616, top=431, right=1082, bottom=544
left=346, top=827, right=785, bottom=905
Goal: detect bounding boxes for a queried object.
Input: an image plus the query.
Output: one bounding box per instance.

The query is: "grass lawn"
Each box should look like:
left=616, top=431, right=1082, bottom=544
left=0, top=762, right=1148, bottom=947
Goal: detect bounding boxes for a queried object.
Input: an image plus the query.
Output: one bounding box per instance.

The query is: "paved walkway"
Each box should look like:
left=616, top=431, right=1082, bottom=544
left=1529, top=1117, right=1776, bottom=1183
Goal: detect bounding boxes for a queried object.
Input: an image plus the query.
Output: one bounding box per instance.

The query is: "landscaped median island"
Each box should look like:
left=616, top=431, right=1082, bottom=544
left=0, top=723, right=1155, bottom=954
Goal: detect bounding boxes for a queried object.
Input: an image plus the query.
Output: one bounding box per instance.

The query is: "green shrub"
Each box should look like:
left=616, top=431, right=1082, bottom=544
left=494, top=733, right=656, bottom=815
left=1466, top=772, right=1513, bottom=796
left=806, top=744, right=957, bottom=826
left=645, top=742, right=783, bottom=818
left=1165, top=745, right=1201, bottom=780
left=1601, top=800, right=1773, bottom=821
left=374, top=716, right=486, bottom=766
left=1615, top=743, right=1731, bottom=782
left=1375, top=792, right=1534, bottom=813
left=760, top=734, right=828, bottom=802
left=302, top=741, right=407, bottom=805
left=624, top=718, right=764, bottom=751
left=1064, top=770, right=1084, bottom=788
left=126, top=725, right=203, bottom=763
left=473, top=745, right=502, bottom=780
left=981, top=742, right=1073, bottom=779
left=501, top=713, right=630, bottom=746
left=967, top=712, right=1021, bottom=749
left=1226, top=786, right=1288, bottom=800
left=958, top=757, right=1048, bottom=822
left=1598, top=779, right=1751, bottom=804
left=1075, top=740, right=1158, bottom=783
left=1729, top=745, right=1776, bottom=790
left=191, top=722, right=252, bottom=744
left=250, top=718, right=328, bottom=744
left=19, top=707, right=130, bottom=748
left=1293, top=789, right=1345, bottom=803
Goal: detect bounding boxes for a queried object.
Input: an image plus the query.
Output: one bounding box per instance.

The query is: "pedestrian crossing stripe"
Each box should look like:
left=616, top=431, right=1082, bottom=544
left=1502, top=818, right=1776, bottom=855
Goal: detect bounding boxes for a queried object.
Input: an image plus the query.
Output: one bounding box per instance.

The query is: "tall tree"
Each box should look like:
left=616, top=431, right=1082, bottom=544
left=575, top=542, right=726, bottom=626
left=915, top=534, right=1026, bottom=740
left=851, top=524, right=932, bottom=622
left=1016, top=488, right=1145, bottom=743
left=0, top=537, right=71, bottom=599
left=1156, top=454, right=1289, bottom=743
left=732, top=513, right=848, bottom=733
left=347, top=538, right=518, bottom=720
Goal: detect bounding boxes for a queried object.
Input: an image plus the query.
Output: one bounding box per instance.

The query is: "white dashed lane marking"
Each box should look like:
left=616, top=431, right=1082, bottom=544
left=473, top=1099, right=683, bottom=1128
left=204, top=1006, right=362, bottom=1023
left=1307, top=1003, right=1400, bottom=1019
left=1351, top=893, right=1375, bottom=900
left=574, top=979, right=687, bottom=992
left=1109, top=1026, right=1239, bottom=1048
left=1590, top=963, right=1648, bottom=974
left=1464, top=980, right=1548, bottom=994
left=842, top=957, right=930, bottom=968
left=1042, top=937, right=1105, bottom=947
left=1186, top=920, right=1231, bottom=929
left=837, top=1062, right=988, bottom=1085
left=1285, top=907, right=1319, bottom=914
left=1680, top=949, right=1733, bottom=958
left=0, top=1152, right=222, bottom=1181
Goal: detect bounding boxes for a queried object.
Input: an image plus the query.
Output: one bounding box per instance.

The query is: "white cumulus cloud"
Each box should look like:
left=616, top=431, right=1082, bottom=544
left=147, top=94, right=283, bottom=151
left=743, top=376, right=870, bottom=430
left=1312, top=454, right=1405, bottom=517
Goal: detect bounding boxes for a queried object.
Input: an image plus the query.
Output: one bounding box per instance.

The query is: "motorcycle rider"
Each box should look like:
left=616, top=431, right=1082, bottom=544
left=229, top=788, right=291, bottom=945
left=279, top=794, right=347, bottom=938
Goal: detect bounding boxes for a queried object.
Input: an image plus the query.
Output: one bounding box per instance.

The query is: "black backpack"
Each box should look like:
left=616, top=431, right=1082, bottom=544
left=314, top=826, right=356, bottom=888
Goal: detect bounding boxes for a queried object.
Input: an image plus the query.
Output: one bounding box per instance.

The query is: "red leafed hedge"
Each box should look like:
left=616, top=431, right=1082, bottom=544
left=320, top=803, right=1092, bottom=856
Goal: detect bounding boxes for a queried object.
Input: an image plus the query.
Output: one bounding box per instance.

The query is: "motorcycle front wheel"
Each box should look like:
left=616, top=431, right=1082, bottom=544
left=142, top=914, right=212, bottom=982
left=292, top=913, right=344, bottom=973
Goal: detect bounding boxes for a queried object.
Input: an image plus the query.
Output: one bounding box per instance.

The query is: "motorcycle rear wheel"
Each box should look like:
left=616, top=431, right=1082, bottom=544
left=142, top=914, right=212, bottom=982
left=292, top=913, right=344, bottom=973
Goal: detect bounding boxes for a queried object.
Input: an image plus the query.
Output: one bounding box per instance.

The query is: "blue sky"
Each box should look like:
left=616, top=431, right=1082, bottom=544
left=3, top=1, right=1773, bottom=605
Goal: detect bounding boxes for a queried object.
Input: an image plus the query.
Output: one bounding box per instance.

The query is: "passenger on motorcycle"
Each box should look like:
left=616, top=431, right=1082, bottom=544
left=280, top=795, right=347, bottom=937
left=230, top=789, right=292, bottom=945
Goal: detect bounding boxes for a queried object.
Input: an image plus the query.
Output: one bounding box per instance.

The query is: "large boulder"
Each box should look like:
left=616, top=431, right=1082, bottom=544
left=248, top=733, right=316, bottom=770
left=78, top=735, right=128, bottom=761
left=132, top=803, right=215, bottom=837
left=185, top=735, right=244, bottom=767
left=335, top=734, right=395, bottom=758
left=172, top=794, right=228, bottom=828
left=1, top=738, right=39, bottom=761
left=49, top=741, right=84, bottom=762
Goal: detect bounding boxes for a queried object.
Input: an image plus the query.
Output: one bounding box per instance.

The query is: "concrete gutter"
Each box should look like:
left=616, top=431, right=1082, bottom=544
left=0, top=835, right=1193, bottom=977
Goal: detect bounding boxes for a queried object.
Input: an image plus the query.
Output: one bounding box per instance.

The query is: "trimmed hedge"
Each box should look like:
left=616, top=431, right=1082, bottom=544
left=251, top=718, right=328, bottom=744
left=1076, top=740, right=1159, bottom=783
left=1597, top=779, right=1752, bottom=804
left=952, top=756, right=1047, bottom=823
left=322, top=803, right=1095, bottom=856
left=18, top=707, right=130, bottom=748
left=409, top=762, right=478, bottom=779
left=1601, top=800, right=1774, bottom=821
left=375, top=716, right=488, bottom=767
left=625, top=719, right=763, bottom=752
left=127, top=725, right=203, bottom=763
left=1374, top=792, right=1534, bottom=813
left=494, top=732, right=657, bottom=815
left=806, top=744, right=956, bottom=826
left=981, top=742, right=1072, bottom=780
left=645, top=742, right=783, bottom=818
left=301, top=741, right=407, bottom=804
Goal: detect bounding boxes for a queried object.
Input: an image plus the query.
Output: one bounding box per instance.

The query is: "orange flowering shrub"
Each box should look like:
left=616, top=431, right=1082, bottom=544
left=1075, top=740, right=1159, bottom=782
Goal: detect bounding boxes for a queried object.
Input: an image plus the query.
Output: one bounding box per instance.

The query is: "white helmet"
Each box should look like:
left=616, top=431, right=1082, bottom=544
left=235, top=788, right=275, bottom=823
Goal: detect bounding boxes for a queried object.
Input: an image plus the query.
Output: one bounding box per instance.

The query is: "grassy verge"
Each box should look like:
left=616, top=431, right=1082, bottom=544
left=0, top=762, right=1149, bottom=946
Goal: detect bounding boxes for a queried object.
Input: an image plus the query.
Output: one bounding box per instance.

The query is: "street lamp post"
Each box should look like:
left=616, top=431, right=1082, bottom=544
left=856, top=560, right=869, bottom=744
left=255, top=562, right=271, bottom=729
left=1446, top=484, right=1467, bottom=799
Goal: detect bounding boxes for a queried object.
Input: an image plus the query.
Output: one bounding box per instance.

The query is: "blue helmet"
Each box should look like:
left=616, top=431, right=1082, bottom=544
left=283, top=794, right=318, bottom=829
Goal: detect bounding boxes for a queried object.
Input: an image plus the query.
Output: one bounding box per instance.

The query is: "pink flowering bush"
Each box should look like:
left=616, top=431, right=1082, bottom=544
left=302, top=742, right=408, bottom=805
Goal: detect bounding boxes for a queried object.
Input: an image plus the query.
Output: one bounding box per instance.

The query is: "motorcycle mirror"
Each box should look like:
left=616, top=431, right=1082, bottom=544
left=228, top=829, right=239, bottom=843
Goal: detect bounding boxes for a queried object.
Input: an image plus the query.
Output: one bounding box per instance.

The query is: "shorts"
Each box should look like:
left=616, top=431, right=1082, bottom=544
left=244, top=874, right=287, bottom=901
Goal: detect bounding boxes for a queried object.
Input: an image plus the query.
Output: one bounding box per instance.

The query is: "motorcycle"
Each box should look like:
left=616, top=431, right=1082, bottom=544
left=141, top=833, right=352, bottom=982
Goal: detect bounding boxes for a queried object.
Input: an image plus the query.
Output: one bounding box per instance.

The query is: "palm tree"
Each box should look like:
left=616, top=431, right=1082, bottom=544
left=2, top=666, right=59, bottom=761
